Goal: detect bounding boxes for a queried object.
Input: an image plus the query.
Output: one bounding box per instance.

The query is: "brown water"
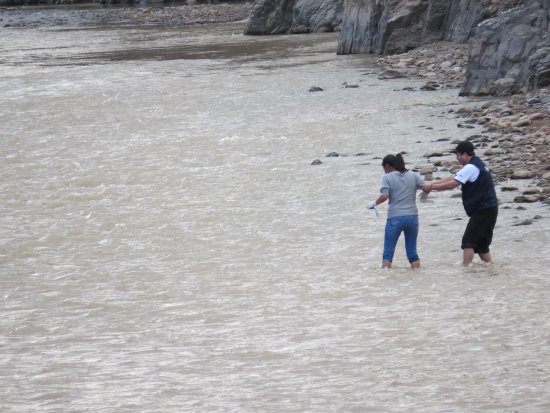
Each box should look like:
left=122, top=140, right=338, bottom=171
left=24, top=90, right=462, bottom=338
left=1, top=19, right=550, bottom=412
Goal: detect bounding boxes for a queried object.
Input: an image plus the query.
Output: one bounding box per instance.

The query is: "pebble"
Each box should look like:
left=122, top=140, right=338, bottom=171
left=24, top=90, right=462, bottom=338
left=309, top=86, right=324, bottom=92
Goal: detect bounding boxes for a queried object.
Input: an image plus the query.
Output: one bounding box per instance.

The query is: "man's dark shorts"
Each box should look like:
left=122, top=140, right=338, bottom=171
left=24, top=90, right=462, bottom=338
left=461, top=206, right=498, bottom=254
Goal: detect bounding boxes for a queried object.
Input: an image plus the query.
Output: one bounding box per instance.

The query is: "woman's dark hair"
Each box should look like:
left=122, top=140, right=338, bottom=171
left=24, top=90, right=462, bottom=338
left=382, top=153, right=407, bottom=172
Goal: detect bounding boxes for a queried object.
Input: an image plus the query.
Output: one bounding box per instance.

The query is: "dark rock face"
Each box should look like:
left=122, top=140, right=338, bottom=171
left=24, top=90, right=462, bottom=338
left=336, top=0, right=524, bottom=55
left=460, top=0, right=550, bottom=96
left=337, top=0, right=445, bottom=54
left=244, top=0, right=343, bottom=35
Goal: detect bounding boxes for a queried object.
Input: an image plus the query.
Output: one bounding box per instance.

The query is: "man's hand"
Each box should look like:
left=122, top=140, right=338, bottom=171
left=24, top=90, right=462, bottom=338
left=421, top=183, right=432, bottom=193
left=366, top=201, right=376, bottom=209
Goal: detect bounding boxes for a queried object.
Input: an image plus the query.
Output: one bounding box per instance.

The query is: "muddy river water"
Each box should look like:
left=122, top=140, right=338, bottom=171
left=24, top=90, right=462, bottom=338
left=1, top=14, right=550, bottom=412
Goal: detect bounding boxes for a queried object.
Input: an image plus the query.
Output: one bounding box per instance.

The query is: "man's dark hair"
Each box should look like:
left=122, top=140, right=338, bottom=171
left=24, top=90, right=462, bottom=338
left=454, top=141, right=475, bottom=156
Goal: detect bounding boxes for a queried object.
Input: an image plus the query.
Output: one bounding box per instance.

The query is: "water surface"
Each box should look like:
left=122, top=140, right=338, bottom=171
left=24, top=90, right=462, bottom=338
left=1, top=17, right=550, bottom=413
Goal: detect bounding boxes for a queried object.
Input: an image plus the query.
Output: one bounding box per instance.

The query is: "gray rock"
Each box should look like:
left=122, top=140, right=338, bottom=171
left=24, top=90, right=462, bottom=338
left=513, top=218, right=534, bottom=225
left=514, top=195, right=538, bottom=203
left=423, top=150, right=444, bottom=157
left=511, top=170, right=534, bottom=179
left=337, top=0, right=518, bottom=55
left=378, top=69, right=406, bottom=79
left=343, top=82, right=359, bottom=88
left=501, top=185, right=519, bottom=191
left=461, top=0, right=550, bottom=96
left=245, top=0, right=343, bottom=35
left=440, top=61, right=453, bottom=71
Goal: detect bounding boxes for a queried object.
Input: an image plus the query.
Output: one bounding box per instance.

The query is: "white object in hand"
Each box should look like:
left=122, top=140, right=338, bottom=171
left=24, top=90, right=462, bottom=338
left=366, top=201, right=376, bottom=209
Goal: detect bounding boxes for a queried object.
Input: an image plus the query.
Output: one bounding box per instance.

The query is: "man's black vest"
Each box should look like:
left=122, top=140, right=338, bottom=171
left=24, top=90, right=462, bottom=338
left=461, top=156, right=498, bottom=216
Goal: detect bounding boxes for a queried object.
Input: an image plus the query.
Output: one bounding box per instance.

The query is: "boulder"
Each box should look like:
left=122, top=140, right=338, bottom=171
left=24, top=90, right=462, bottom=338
left=378, top=69, right=406, bottom=79
left=511, top=170, right=534, bottom=179
left=245, top=0, right=343, bottom=35
left=461, top=0, right=550, bottom=96
left=514, top=195, right=538, bottom=203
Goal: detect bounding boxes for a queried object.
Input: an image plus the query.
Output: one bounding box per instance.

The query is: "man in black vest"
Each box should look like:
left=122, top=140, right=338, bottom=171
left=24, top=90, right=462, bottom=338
left=421, top=140, right=498, bottom=266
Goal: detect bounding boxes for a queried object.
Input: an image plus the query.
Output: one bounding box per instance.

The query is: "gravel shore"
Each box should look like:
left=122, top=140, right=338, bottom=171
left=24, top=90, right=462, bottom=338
left=378, top=42, right=550, bottom=206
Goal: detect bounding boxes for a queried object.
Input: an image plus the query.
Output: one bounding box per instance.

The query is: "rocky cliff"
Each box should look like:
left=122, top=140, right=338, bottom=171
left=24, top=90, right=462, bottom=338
left=336, top=0, right=525, bottom=54
left=461, top=0, right=550, bottom=95
left=244, top=0, right=343, bottom=34
left=247, top=0, right=550, bottom=96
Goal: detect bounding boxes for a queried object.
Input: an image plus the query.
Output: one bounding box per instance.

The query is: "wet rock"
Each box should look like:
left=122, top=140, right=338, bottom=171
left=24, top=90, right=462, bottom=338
left=510, top=170, right=534, bottom=179
left=423, top=150, right=444, bottom=158
left=513, top=219, right=534, bottom=226
left=500, top=185, right=519, bottom=192
left=325, top=152, right=340, bottom=157
left=343, top=82, right=359, bottom=88
left=483, top=148, right=502, bottom=156
left=413, top=164, right=434, bottom=175
left=522, top=187, right=540, bottom=195
left=378, top=69, right=406, bottom=80
left=311, top=159, right=323, bottom=165
left=420, top=83, right=438, bottom=91
left=309, top=86, right=324, bottom=92
left=514, top=195, right=538, bottom=203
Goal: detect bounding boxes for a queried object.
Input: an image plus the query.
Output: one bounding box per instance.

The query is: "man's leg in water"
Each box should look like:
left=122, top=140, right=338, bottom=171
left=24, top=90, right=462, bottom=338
left=463, top=248, right=475, bottom=266
left=479, top=252, right=492, bottom=263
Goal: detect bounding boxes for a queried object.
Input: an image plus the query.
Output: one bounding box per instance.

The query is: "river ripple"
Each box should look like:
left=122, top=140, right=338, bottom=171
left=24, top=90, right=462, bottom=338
left=1, top=18, right=550, bottom=412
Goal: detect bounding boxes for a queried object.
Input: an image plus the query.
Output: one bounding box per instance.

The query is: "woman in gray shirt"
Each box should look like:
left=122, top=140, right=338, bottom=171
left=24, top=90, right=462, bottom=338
left=367, top=153, right=428, bottom=269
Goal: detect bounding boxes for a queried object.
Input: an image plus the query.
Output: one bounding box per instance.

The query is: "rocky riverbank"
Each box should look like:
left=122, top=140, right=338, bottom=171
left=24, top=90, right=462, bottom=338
left=376, top=41, right=550, bottom=206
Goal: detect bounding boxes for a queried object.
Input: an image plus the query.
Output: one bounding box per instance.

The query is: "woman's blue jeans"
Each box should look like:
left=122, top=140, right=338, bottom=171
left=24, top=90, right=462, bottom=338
left=383, top=215, right=419, bottom=263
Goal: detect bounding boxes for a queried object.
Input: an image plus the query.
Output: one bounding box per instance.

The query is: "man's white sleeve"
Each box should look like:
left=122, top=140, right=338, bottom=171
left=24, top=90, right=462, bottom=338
left=454, top=164, right=480, bottom=184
